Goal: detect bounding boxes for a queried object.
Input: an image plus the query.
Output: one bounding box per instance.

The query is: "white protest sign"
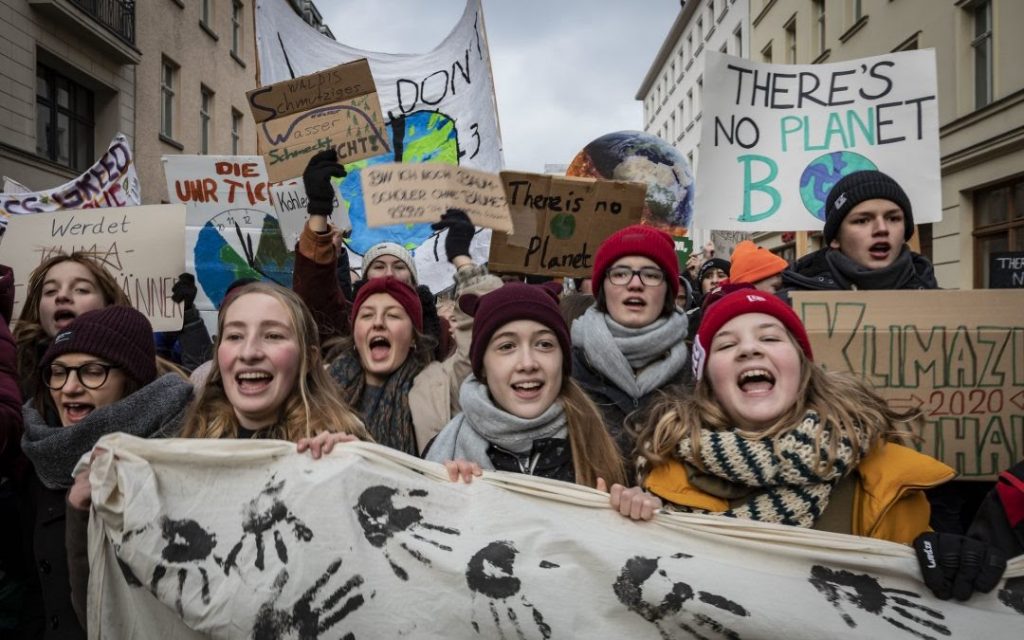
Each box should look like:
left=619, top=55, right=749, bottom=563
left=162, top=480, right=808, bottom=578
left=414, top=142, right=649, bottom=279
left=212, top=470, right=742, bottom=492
left=269, top=178, right=349, bottom=252
left=361, top=162, right=513, bottom=232
left=0, top=205, right=185, bottom=331
left=87, top=435, right=1023, bottom=639
left=0, top=133, right=142, bottom=229
left=163, top=155, right=293, bottom=332
left=695, top=50, right=940, bottom=231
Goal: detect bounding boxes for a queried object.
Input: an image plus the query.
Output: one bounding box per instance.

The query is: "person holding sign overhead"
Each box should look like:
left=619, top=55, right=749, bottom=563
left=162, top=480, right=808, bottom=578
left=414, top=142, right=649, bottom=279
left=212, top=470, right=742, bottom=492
left=570, top=225, right=691, bottom=464
left=778, top=170, right=938, bottom=299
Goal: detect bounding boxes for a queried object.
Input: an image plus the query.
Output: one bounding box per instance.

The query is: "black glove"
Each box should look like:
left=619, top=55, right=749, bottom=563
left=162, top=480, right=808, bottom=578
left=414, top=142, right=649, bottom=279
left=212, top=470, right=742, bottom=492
left=430, top=208, right=475, bottom=261
left=303, top=149, right=346, bottom=216
left=914, top=531, right=1006, bottom=601
left=171, top=273, right=198, bottom=311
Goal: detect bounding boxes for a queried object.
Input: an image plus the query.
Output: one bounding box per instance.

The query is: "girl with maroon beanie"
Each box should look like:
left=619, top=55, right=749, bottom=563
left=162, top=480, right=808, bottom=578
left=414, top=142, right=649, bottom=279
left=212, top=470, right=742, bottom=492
left=426, top=283, right=625, bottom=487
left=570, top=224, right=691, bottom=462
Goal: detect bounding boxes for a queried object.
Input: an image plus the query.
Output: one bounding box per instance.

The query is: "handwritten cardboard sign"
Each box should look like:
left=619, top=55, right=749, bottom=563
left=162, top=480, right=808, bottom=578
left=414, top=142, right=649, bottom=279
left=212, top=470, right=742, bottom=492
left=0, top=205, right=186, bottom=331
left=695, top=50, right=940, bottom=231
left=487, top=173, right=646, bottom=278
left=791, top=290, right=1024, bottom=481
left=360, top=162, right=512, bottom=232
left=247, top=59, right=390, bottom=184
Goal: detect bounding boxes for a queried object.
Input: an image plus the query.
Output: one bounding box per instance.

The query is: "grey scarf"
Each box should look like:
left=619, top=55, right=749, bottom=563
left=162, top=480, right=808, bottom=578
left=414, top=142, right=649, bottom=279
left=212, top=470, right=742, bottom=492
left=21, top=373, right=192, bottom=489
left=425, top=376, right=567, bottom=470
left=825, top=246, right=937, bottom=290
left=571, top=306, right=689, bottom=400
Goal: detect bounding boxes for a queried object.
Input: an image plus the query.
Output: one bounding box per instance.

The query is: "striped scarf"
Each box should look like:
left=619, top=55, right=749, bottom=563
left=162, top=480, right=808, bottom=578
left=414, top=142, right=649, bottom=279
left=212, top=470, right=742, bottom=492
left=676, top=412, right=870, bottom=528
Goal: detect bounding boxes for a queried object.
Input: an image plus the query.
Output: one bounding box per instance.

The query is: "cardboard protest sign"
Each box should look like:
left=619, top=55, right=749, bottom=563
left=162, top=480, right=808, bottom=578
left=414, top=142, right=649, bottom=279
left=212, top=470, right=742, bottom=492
left=361, top=162, right=512, bottom=232
left=247, top=59, right=389, bottom=184
left=695, top=50, right=940, bottom=232
left=989, top=251, right=1024, bottom=289
left=791, top=290, right=1024, bottom=480
left=0, top=133, right=141, bottom=226
left=87, top=435, right=1024, bottom=639
left=488, top=173, right=645, bottom=278
left=269, top=178, right=348, bottom=251
left=0, top=205, right=185, bottom=331
left=255, top=0, right=502, bottom=294
left=163, top=156, right=292, bottom=333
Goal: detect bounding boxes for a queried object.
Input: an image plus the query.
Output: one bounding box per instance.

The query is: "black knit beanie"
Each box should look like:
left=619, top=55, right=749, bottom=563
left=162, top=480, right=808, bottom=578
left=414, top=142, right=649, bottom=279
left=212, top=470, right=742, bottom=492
left=697, top=258, right=731, bottom=285
left=41, top=306, right=157, bottom=387
left=824, top=170, right=914, bottom=244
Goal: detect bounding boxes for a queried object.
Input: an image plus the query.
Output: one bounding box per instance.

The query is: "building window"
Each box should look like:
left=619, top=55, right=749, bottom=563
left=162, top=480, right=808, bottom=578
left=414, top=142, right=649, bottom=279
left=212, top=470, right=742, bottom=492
left=35, top=64, right=94, bottom=171
left=687, top=33, right=693, bottom=59
left=200, top=86, right=213, bottom=154
left=232, top=1, right=243, bottom=57
left=853, top=0, right=862, bottom=21
left=697, top=77, right=703, bottom=118
left=972, top=0, right=993, bottom=108
left=734, top=25, right=743, bottom=57
left=814, top=0, right=826, bottom=55
left=762, top=42, right=773, bottom=63
left=720, top=42, right=728, bottom=55
left=973, top=177, right=1024, bottom=287
left=231, top=108, right=242, bottom=154
left=161, top=58, right=177, bottom=138
left=670, top=112, right=677, bottom=140
left=201, top=0, right=212, bottom=27
left=784, top=16, right=797, bottom=63
left=686, top=89, right=694, bottom=125
left=697, top=17, right=704, bottom=42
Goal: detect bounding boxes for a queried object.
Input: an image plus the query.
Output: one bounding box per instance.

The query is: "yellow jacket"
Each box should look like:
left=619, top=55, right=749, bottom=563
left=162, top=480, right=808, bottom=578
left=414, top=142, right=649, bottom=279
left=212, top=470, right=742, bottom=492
left=644, top=442, right=955, bottom=544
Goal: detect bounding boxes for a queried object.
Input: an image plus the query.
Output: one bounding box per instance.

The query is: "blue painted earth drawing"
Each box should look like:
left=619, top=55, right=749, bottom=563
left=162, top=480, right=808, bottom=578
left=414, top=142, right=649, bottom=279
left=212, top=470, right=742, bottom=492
left=566, top=130, right=695, bottom=234
left=342, top=110, right=460, bottom=255
left=194, top=212, right=294, bottom=308
left=799, top=151, right=877, bottom=222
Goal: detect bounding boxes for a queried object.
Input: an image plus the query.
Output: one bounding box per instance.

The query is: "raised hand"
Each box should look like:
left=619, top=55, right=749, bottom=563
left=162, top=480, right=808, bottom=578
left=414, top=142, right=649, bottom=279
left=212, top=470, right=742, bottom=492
left=353, top=485, right=460, bottom=581
left=430, top=208, right=476, bottom=262
left=302, top=149, right=346, bottom=216
left=171, top=273, right=198, bottom=310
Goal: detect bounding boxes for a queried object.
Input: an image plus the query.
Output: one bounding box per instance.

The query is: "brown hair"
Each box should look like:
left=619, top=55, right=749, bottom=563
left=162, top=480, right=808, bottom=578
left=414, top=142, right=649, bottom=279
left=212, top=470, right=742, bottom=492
left=179, top=282, right=368, bottom=442
left=15, top=252, right=130, bottom=392
left=637, top=344, right=913, bottom=480
left=561, top=378, right=627, bottom=487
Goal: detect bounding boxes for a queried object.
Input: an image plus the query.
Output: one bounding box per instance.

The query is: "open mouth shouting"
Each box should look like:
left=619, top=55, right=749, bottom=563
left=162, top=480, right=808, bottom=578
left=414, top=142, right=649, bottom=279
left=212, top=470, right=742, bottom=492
left=368, top=335, right=392, bottom=362
left=236, top=370, right=274, bottom=395
left=622, top=296, right=648, bottom=310
left=53, top=309, right=77, bottom=331
left=868, top=242, right=892, bottom=262
left=738, top=368, right=775, bottom=395
left=61, top=401, right=95, bottom=424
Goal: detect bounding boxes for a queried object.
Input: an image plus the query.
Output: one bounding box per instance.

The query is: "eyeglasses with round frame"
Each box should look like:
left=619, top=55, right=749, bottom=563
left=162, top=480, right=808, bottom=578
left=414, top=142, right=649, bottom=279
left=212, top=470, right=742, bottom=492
left=606, top=267, right=666, bottom=287
left=44, top=362, right=120, bottom=391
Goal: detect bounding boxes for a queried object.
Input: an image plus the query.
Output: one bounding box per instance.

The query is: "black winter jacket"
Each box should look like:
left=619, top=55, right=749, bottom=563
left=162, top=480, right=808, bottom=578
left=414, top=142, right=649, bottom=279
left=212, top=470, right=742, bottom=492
left=488, top=437, right=574, bottom=483
left=777, top=247, right=938, bottom=302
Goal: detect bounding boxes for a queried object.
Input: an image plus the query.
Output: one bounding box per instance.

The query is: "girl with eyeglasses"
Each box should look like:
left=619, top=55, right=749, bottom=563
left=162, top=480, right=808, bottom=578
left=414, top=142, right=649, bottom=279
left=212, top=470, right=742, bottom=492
left=570, top=225, right=691, bottom=468
left=19, top=306, right=192, bottom=638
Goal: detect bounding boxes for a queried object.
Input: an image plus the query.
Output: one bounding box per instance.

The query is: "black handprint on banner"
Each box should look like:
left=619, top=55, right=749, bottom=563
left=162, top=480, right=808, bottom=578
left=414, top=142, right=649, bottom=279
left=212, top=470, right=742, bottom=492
left=150, top=517, right=218, bottom=617
left=613, top=553, right=749, bottom=640
left=809, top=565, right=950, bottom=640
left=998, top=576, right=1024, bottom=615
left=465, top=541, right=551, bottom=639
left=224, top=475, right=313, bottom=575
left=354, top=485, right=460, bottom=581
left=251, top=558, right=367, bottom=640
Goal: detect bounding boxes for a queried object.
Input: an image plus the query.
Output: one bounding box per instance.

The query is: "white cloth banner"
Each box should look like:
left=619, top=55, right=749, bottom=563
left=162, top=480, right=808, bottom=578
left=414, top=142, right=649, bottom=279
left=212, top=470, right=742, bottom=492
left=254, top=0, right=500, bottom=293
left=86, top=434, right=1023, bottom=640
left=0, top=133, right=141, bottom=227
left=695, top=50, right=941, bottom=232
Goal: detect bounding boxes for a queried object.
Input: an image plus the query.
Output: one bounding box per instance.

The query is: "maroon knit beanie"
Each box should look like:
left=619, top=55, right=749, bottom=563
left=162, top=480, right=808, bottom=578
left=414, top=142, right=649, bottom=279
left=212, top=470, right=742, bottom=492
left=461, top=282, right=571, bottom=380
left=592, top=224, right=680, bottom=298
left=350, top=276, right=423, bottom=332
left=693, top=289, right=813, bottom=380
left=41, top=306, right=157, bottom=386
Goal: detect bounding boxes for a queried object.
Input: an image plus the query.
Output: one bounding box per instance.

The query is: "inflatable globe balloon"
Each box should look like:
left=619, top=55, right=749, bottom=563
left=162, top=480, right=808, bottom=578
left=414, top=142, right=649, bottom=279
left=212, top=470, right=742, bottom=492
left=567, top=130, right=694, bottom=235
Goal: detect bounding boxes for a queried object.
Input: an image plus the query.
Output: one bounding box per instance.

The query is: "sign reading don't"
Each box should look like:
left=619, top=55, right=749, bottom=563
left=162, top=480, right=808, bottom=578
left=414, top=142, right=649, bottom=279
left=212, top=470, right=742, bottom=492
left=247, top=59, right=390, bottom=184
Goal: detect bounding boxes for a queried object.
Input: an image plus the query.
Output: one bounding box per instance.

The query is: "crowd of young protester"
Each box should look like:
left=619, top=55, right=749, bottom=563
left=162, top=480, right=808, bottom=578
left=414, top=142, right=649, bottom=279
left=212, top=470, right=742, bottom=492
left=0, top=156, right=1020, bottom=638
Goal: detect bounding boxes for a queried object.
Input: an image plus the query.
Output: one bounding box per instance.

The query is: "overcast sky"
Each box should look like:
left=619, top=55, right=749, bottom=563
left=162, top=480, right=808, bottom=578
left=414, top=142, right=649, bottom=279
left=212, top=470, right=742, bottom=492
left=319, top=0, right=681, bottom=172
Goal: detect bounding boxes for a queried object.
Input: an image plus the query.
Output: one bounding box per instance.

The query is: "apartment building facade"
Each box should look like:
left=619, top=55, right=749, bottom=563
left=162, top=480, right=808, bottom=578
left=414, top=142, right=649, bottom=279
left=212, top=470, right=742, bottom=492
left=749, top=0, right=1023, bottom=289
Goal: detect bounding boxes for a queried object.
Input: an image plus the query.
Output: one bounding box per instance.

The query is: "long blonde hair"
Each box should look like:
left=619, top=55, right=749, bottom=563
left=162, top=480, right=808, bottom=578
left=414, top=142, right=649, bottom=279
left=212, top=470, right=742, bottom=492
left=179, top=282, right=368, bottom=442
left=15, top=252, right=130, bottom=391
left=637, top=345, right=913, bottom=480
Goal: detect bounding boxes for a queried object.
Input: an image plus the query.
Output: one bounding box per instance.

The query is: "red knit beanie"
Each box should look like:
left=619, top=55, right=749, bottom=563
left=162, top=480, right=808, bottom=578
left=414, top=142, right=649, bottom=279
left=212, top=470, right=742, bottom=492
left=350, top=276, right=423, bottom=332
left=592, top=225, right=680, bottom=298
left=692, top=289, right=813, bottom=380
left=461, top=282, right=571, bottom=380
left=729, top=241, right=788, bottom=285
left=41, top=306, right=157, bottom=386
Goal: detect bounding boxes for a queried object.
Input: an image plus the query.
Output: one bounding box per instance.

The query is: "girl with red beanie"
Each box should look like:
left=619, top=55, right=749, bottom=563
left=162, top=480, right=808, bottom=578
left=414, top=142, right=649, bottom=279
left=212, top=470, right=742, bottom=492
left=571, top=224, right=691, bottom=463
left=611, top=288, right=1005, bottom=600
left=425, top=283, right=625, bottom=487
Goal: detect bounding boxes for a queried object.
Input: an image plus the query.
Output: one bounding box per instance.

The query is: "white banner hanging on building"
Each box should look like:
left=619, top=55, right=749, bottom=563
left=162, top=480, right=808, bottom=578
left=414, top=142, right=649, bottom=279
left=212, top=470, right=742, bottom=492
left=85, top=434, right=1023, bottom=640
left=0, top=133, right=141, bottom=229
left=694, top=50, right=940, bottom=232
left=254, top=0, right=501, bottom=293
